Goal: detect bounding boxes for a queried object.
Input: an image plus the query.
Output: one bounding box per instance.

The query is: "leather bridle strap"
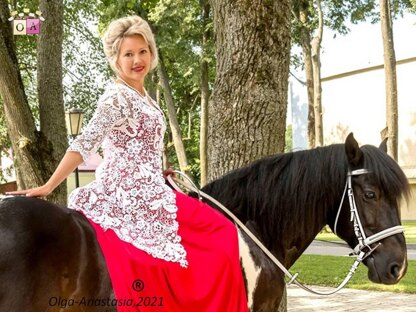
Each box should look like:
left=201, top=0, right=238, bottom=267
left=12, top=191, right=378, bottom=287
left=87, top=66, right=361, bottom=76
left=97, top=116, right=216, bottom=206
left=334, top=168, right=404, bottom=258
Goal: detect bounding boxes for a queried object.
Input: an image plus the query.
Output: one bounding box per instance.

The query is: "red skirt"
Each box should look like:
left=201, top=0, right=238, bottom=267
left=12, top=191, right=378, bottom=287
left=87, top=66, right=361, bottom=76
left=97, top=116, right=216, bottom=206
left=88, top=191, right=248, bottom=312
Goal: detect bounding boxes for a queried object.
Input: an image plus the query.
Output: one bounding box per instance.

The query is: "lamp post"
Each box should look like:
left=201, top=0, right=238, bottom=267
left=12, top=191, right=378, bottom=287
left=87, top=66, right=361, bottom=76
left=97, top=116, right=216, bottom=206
left=65, top=108, right=84, bottom=188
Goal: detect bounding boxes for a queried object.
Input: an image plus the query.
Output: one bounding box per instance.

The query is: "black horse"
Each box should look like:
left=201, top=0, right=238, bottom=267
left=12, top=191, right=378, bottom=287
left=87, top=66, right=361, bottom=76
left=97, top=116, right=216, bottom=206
left=0, top=134, right=409, bottom=311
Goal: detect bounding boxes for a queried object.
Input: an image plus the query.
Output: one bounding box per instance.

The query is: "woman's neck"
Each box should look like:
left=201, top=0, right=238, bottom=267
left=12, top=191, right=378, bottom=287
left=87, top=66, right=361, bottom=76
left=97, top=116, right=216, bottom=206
left=116, top=76, right=145, bottom=96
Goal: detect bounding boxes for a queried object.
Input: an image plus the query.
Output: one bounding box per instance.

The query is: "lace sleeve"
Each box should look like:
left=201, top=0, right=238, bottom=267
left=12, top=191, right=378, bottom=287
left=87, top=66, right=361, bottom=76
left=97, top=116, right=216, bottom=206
left=67, top=87, right=129, bottom=161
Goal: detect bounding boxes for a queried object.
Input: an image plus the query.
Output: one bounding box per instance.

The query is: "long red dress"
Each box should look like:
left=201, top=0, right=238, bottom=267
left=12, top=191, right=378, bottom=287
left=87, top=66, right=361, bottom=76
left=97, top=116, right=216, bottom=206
left=67, top=81, right=248, bottom=312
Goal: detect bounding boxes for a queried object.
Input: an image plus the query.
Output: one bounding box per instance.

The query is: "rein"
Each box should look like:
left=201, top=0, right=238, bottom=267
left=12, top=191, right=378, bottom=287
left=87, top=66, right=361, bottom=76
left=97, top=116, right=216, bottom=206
left=167, top=169, right=404, bottom=296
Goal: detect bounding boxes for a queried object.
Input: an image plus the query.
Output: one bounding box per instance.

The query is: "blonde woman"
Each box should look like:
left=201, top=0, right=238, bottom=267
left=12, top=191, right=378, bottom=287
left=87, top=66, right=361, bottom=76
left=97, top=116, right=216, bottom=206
left=7, top=16, right=248, bottom=311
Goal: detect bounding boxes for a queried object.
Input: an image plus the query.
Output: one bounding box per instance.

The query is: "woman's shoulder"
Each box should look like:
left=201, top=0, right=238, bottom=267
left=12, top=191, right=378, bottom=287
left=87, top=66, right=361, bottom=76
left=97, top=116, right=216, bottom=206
left=98, top=80, right=119, bottom=102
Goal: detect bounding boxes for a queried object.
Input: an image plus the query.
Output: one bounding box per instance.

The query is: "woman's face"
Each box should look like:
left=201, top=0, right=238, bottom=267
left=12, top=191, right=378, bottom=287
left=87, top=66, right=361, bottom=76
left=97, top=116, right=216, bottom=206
left=116, top=35, right=152, bottom=87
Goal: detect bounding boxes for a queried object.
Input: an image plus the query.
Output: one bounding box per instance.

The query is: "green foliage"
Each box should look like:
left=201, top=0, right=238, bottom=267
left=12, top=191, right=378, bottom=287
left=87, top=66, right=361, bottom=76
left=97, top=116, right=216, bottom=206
left=285, top=124, right=293, bottom=153
left=63, top=0, right=110, bottom=121
left=412, top=0, right=416, bottom=11
left=290, top=0, right=414, bottom=69
left=148, top=0, right=214, bottom=177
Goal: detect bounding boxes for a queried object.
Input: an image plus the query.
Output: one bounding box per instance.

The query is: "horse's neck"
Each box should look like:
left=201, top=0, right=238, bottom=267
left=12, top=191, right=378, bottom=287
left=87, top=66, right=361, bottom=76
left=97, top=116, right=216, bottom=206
left=204, top=146, right=346, bottom=267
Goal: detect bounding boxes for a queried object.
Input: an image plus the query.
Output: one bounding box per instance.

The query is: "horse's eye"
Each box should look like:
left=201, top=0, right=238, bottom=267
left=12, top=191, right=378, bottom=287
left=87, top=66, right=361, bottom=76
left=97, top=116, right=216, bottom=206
left=364, top=191, right=376, bottom=200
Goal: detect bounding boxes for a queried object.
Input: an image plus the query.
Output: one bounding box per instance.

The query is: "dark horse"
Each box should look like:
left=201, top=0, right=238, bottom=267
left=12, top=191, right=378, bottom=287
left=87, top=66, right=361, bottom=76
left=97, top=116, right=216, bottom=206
left=0, top=134, right=409, bottom=311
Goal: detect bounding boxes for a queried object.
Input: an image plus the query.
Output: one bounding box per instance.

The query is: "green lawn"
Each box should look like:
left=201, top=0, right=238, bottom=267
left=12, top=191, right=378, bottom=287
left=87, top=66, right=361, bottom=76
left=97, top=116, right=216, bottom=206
left=317, top=220, right=416, bottom=244
left=290, top=255, right=416, bottom=293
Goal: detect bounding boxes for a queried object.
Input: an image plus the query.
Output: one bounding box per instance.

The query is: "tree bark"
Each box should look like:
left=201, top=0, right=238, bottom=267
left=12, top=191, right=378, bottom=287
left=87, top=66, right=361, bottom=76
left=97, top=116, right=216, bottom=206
left=158, top=52, right=191, bottom=175
left=199, top=0, right=210, bottom=186
left=208, top=0, right=291, bottom=182
left=209, top=1, right=291, bottom=308
left=38, top=0, right=67, bottom=204
left=380, top=0, right=398, bottom=160
left=0, top=0, right=66, bottom=204
left=311, top=0, right=323, bottom=147
left=0, top=1, right=44, bottom=188
left=298, top=1, right=315, bottom=148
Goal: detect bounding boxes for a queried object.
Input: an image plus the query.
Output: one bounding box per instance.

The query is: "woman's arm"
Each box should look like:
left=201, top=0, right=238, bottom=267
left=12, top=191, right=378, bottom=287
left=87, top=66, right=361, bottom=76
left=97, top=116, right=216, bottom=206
left=5, top=151, right=83, bottom=197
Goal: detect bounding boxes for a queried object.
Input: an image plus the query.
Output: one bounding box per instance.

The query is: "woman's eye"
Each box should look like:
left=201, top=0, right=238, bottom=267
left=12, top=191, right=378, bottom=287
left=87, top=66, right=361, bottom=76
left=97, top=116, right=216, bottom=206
left=364, top=191, right=376, bottom=200
left=125, top=53, right=133, bottom=57
left=140, top=50, right=148, bottom=54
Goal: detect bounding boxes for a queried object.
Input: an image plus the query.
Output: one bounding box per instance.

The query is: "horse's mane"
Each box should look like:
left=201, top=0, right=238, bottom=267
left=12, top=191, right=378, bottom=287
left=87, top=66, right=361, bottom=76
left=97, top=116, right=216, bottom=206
left=202, top=143, right=409, bottom=248
left=361, top=144, right=410, bottom=203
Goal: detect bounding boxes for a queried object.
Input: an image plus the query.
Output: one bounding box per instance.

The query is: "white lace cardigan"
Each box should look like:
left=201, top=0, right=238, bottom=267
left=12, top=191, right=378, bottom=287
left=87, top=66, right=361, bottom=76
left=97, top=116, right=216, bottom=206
left=67, top=81, right=188, bottom=267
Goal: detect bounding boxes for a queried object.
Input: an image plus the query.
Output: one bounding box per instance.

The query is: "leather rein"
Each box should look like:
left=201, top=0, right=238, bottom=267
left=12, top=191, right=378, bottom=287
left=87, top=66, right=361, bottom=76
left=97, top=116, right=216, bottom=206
left=167, top=168, right=404, bottom=295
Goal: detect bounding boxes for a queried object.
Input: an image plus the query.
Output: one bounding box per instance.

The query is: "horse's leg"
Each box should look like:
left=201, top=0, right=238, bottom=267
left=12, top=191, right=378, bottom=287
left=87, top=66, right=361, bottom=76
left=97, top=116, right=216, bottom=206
left=252, top=270, right=285, bottom=312
left=240, top=221, right=286, bottom=312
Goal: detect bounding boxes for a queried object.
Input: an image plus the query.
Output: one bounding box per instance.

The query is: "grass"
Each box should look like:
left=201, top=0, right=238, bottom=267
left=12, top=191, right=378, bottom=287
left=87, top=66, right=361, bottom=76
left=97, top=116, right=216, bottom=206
left=290, top=255, right=416, bottom=293
left=317, top=220, right=416, bottom=244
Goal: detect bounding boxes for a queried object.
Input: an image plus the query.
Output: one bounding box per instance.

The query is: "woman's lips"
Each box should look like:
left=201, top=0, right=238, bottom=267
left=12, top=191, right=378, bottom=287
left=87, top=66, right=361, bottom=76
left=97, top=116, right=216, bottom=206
left=132, top=66, right=144, bottom=72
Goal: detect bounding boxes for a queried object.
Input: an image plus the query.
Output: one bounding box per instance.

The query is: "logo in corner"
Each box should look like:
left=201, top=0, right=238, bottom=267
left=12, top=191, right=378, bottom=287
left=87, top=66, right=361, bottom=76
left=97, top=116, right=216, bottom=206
left=9, top=8, right=45, bottom=36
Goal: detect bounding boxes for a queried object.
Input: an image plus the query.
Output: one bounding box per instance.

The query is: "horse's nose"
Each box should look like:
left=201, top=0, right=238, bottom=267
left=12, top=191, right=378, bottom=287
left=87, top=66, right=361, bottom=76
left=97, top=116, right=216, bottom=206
left=389, top=261, right=406, bottom=280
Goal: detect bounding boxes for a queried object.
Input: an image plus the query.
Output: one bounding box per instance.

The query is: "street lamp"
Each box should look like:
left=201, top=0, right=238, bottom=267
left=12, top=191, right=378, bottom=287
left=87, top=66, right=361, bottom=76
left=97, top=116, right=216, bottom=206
left=65, top=108, right=84, bottom=188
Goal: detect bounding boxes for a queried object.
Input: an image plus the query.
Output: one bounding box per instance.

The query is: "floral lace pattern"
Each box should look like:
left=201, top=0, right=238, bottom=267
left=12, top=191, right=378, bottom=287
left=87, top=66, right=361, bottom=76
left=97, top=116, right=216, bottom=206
left=67, top=81, right=188, bottom=267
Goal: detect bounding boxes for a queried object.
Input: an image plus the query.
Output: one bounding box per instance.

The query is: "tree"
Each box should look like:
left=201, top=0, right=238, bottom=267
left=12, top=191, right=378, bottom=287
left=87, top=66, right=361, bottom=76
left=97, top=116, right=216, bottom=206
left=199, top=0, right=210, bottom=186
left=0, top=0, right=67, bottom=204
left=380, top=0, right=398, bottom=160
left=208, top=0, right=291, bottom=181
left=291, top=0, right=413, bottom=149
left=311, top=0, right=324, bottom=146
left=294, top=0, right=316, bottom=147
left=209, top=0, right=291, bottom=310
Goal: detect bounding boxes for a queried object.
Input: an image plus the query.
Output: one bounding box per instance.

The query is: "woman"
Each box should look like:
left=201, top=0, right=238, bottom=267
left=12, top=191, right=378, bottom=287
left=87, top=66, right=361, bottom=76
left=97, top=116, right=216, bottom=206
left=7, top=16, right=248, bottom=311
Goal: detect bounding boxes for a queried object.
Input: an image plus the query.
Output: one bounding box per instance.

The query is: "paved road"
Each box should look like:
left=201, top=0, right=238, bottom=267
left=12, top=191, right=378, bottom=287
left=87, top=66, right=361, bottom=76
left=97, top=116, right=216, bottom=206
left=305, top=240, right=416, bottom=260
left=287, top=285, right=416, bottom=311
left=287, top=241, right=416, bottom=311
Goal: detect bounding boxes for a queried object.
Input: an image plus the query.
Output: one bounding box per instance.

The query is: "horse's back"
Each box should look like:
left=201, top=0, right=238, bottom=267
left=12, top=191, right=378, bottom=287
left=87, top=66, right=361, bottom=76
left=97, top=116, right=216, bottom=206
left=0, top=196, right=113, bottom=312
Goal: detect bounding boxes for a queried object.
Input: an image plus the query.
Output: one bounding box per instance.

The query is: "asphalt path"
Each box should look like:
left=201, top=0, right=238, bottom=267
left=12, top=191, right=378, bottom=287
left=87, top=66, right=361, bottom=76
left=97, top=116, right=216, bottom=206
left=305, top=240, right=416, bottom=260
left=287, top=285, right=416, bottom=311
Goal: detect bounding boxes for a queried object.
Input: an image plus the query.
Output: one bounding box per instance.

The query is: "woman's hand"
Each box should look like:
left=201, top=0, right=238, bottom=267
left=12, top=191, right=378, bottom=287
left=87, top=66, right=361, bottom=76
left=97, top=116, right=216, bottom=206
left=163, top=167, right=176, bottom=180
left=5, top=184, right=53, bottom=197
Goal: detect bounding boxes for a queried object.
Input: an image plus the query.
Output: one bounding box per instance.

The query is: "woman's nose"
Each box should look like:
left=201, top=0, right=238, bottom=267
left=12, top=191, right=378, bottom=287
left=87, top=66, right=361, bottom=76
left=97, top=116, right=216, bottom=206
left=134, top=54, right=141, bottom=65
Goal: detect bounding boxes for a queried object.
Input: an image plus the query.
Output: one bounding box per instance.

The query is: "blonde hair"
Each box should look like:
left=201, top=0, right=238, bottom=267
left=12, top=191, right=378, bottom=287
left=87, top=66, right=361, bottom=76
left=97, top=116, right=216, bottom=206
left=102, top=16, right=158, bottom=74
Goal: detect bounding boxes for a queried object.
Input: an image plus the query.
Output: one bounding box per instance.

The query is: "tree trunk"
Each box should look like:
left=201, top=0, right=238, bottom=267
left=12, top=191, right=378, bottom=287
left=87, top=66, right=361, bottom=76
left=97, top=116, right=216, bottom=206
left=380, top=0, right=398, bottom=160
left=0, top=1, right=44, bottom=188
left=311, top=0, right=323, bottom=147
left=38, top=0, right=67, bottom=204
left=298, top=1, right=315, bottom=148
left=199, top=0, right=210, bottom=186
left=208, top=0, right=291, bottom=182
left=0, top=0, right=66, bottom=204
left=158, top=52, right=191, bottom=175
left=209, top=0, right=291, bottom=308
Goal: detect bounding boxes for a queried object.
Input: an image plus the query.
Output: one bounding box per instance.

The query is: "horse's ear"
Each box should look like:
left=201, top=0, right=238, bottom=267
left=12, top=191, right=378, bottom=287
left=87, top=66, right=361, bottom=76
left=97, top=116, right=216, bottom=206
left=379, top=137, right=388, bottom=153
left=345, top=133, right=363, bottom=166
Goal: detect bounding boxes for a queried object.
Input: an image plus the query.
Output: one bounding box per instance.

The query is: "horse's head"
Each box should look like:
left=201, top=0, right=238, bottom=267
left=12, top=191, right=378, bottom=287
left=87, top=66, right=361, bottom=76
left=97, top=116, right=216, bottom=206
left=331, top=133, right=410, bottom=285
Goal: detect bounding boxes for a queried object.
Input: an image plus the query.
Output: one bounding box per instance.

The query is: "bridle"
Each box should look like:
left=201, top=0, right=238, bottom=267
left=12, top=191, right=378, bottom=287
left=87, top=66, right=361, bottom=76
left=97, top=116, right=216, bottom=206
left=334, top=169, right=404, bottom=258
left=167, top=168, right=405, bottom=296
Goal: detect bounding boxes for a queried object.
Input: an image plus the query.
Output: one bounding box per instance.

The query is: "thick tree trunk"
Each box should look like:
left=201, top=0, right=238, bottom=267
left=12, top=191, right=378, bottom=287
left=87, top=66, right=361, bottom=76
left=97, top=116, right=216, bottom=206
left=158, top=52, right=191, bottom=175
left=380, top=0, right=398, bottom=160
left=0, top=0, right=66, bottom=204
left=38, top=0, right=67, bottom=204
left=208, top=0, right=291, bottom=182
left=199, top=0, right=210, bottom=186
left=209, top=1, right=291, bottom=308
left=311, top=0, right=323, bottom=147
left=298, top=2, right=315, bottom=148
left=0, top=1, right=44, bottom=188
